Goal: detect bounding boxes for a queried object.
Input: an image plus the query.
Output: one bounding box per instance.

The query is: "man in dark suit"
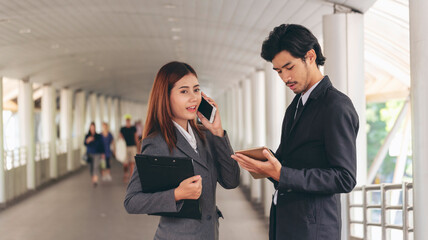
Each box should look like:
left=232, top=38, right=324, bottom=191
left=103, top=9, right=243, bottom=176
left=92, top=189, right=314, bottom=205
left=232, top=24, right=359, bottom=240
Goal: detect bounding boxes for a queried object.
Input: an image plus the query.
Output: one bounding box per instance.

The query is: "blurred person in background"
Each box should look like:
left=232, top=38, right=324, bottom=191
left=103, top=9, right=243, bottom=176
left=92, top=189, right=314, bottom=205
left=101, top=122, right=114, bottom=181
left=84, top=122, right=105, bottom=187
left=120, top=114, right=138, bottom=182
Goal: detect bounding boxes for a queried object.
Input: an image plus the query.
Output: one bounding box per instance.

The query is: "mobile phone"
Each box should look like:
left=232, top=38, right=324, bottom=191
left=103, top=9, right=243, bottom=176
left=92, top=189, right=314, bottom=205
left=198, top=97, right=216, bottom=123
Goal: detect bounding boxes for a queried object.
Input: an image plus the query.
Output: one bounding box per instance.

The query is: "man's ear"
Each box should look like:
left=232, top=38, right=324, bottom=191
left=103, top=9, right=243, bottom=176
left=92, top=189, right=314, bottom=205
left=305, top=49, right=317, bottom=65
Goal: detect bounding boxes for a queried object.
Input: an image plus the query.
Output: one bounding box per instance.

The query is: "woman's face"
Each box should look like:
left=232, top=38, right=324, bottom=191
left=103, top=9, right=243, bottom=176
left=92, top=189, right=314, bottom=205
left=90, top=125, right=96, bottom=134
left=169, top=74, right=201, bottom=128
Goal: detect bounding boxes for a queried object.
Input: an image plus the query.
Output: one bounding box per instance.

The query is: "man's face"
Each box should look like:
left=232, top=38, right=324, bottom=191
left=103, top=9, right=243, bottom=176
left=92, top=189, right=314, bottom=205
left=272, top=50, right=310, bottom=94
left=126, top=119, right=131, bottom=126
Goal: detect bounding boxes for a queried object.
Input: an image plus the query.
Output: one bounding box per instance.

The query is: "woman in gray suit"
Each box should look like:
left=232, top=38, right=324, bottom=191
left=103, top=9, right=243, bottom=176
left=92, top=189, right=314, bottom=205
left=124, top=61, right=240, bottom=240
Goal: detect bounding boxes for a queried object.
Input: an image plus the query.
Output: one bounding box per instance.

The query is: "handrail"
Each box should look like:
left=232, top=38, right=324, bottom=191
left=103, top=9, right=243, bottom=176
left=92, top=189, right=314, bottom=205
left=35, top=142, right=50, bottom=161
left=3, top=147, right=27, bottom=170
left=348, top=182, right=413, bottom=240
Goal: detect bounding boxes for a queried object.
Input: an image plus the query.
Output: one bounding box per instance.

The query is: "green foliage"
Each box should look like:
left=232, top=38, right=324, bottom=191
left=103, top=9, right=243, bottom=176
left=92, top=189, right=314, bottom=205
left=366, top=100, right=411, bottom=183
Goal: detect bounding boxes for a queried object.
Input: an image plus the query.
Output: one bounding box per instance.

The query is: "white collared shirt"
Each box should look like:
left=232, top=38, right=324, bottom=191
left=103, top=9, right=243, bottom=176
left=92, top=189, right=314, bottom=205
left=273, top=78, right=323, bottom=205
left=173, top=121, right=198, bottom=153
left=301, top=78, right=322, bottom=105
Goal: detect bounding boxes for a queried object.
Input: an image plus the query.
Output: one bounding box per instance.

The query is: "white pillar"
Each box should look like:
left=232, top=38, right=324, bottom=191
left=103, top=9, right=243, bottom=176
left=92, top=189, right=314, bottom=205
left=225, top=91, right=231, bottom=134
left=230, top=86, right=238, bottom=149
left=264, top=62, right=286, bottom=217
left=60, top=89, right=73, bottom=171
left=106, top=96, right=112, bottom=126
left=18, top=80, right=35, bottom=190
left=250, top=70, right=266, bottom=203
left=75, top=91, right=86, bottom=162
left=95, top=95, right=102, bottom=131
left=42, top=85, right=57, bottom=178
left=114, top=98, right=121, bottom=138
left=241, top=78, right=253, bottom=188
left=323, top=12, right=367, bottom=240
left=236, top=82, right=244, bottom=150
left=410, top=0, right=428, bottom=238
left=323, top=12, right=367, bottom=184
left=217, top=92, right=227, bottom=131
left=88, top=93, right=97, bottom=130
left=99, top=95, right=106, bottom=123
left=0, top=78, right=5, bottom=204
left=112, top=98, right=120, bottom=138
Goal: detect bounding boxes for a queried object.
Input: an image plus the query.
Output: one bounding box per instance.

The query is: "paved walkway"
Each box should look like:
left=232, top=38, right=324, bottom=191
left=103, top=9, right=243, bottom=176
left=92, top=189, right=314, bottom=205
left=0, top=161, right=268, bottom=240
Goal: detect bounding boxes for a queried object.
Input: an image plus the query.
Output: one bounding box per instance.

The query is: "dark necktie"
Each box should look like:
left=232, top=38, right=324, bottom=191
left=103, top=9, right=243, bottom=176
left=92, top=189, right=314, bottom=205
left=294, top=96, right=304, bottom=120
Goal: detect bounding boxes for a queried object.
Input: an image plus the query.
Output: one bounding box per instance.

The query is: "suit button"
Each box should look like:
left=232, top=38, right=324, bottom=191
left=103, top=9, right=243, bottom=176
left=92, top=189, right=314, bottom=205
left=207, top=215, right=212, bottom=220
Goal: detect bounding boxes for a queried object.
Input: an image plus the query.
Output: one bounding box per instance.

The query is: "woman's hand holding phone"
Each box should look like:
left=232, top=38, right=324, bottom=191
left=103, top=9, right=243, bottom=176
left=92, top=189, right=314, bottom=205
left=197, top=92, right=224, bottom=137
left=174, top=175, right=202, bottom=201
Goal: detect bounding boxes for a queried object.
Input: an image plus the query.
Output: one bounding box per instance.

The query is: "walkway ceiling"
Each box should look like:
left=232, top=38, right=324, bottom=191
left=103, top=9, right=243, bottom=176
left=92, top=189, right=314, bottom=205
left=0, top=0, right=376, bottom=102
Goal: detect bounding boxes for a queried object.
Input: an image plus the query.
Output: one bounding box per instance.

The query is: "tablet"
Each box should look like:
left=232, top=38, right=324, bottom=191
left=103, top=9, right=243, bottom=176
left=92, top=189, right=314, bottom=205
left=235, top=147, right=274, bottom=179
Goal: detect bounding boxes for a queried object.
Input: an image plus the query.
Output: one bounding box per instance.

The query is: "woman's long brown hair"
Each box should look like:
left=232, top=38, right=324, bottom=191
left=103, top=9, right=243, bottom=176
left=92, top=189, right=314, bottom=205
left=142, top=61, right=205, bottom=152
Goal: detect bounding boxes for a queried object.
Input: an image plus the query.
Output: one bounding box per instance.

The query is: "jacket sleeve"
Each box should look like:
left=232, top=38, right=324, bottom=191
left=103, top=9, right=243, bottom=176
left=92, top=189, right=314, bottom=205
left=277, top=100, right=358, bottom=194
left=124, top=141, right=184, bottom=214
left=84, top=134, right=90, bottom=146
left=210, top=131, right=240, bottom=189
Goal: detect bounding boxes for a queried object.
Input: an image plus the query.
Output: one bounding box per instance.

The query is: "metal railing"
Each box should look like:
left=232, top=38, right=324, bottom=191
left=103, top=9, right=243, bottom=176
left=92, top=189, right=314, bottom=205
left=3, top=147, right=27, bottom=170
left=348, top=182, right=413, bottom=240
left=56, top=139, right=68, bottom=154
left=35, top=142, right=50, bottom=161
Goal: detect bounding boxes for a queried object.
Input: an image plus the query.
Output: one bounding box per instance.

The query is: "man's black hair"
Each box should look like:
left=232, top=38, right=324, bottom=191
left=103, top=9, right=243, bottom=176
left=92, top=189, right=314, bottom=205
left=261, top=24, right=326, bottom=66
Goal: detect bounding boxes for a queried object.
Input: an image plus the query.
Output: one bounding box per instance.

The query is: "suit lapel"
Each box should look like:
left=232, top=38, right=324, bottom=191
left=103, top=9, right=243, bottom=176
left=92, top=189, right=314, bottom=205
left=287, top=94, right=302, bottom=135
left=175, top=128, right=208, bottom=170
left=286, top=76, right=332, bottom=138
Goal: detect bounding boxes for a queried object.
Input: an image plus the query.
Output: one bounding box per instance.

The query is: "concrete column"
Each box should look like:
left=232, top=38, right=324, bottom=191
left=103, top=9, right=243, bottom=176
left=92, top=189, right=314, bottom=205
left=111, top=98, right=119, bottom=138
left=99, top=95, right=106, bottom=123
left=323, top=13, right=367, bottom=183
left=217, top=92, right=226, bottom=130
left=114, top=98, right=121, bottom=138
left=0, top=78, right=5, bottom=204
left=60, top=89, right=73, bottom=171
left=241, top=78, right=253, bottom=188
left=18, top=80, right=35, bottom=190
left=42, top=85, right=57, bottom=178
left=264, top=62, right=286, bottom=216
left=250, top=70, right=266, bottom=203
left=410, top=0, right=428, bottom=238
left=106, top=96, right=112, bottom=126
left=88, top=93, right=97, bottom=130
left=95, top=95, right=102, bottom=131
left=230, top=86, right=238, bottom=149
left=75, top=91, right=86, bottom=161
left=236, top=82, right=244, bottom=150
left=323, top=12, right=367, bottom=240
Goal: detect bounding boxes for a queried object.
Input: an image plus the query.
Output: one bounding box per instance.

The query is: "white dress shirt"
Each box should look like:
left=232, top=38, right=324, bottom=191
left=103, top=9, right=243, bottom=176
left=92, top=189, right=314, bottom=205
left=173, top=121, right=198, bottom=154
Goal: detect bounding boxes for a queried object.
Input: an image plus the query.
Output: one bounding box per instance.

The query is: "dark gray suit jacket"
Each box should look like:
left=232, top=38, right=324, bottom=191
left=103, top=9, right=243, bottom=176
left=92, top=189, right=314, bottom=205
left=270, top=76, right=359, bottom=240
left=124, top=128, right=240, bottom=240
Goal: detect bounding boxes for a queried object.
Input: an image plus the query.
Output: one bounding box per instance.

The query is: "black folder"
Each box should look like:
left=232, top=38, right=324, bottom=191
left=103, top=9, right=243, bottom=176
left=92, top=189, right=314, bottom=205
left=134, top=154, right=202, bottom=219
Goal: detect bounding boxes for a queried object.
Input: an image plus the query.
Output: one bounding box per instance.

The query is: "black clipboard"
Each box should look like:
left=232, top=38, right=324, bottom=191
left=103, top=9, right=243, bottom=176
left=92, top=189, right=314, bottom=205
left=134, top=154, right=202, bottom=219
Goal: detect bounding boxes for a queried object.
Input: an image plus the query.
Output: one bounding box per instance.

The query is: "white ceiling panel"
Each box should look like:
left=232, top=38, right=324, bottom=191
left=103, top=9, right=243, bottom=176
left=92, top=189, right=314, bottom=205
left=0, top=0, right=376, bottom=102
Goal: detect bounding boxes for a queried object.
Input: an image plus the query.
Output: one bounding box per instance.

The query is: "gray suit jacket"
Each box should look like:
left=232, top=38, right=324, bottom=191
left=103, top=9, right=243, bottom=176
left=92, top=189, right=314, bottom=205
left=124, top=128, right=240, bottom=240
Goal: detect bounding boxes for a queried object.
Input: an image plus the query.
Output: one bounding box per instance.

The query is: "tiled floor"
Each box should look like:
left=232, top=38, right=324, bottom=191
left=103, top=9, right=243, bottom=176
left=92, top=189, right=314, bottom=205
left=0, top=161, right=268, bottom=240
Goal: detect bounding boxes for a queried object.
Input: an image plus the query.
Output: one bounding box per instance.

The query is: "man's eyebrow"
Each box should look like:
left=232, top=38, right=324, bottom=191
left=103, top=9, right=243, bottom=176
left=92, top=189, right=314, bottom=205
left=273, top=62, right=292, bottom=70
